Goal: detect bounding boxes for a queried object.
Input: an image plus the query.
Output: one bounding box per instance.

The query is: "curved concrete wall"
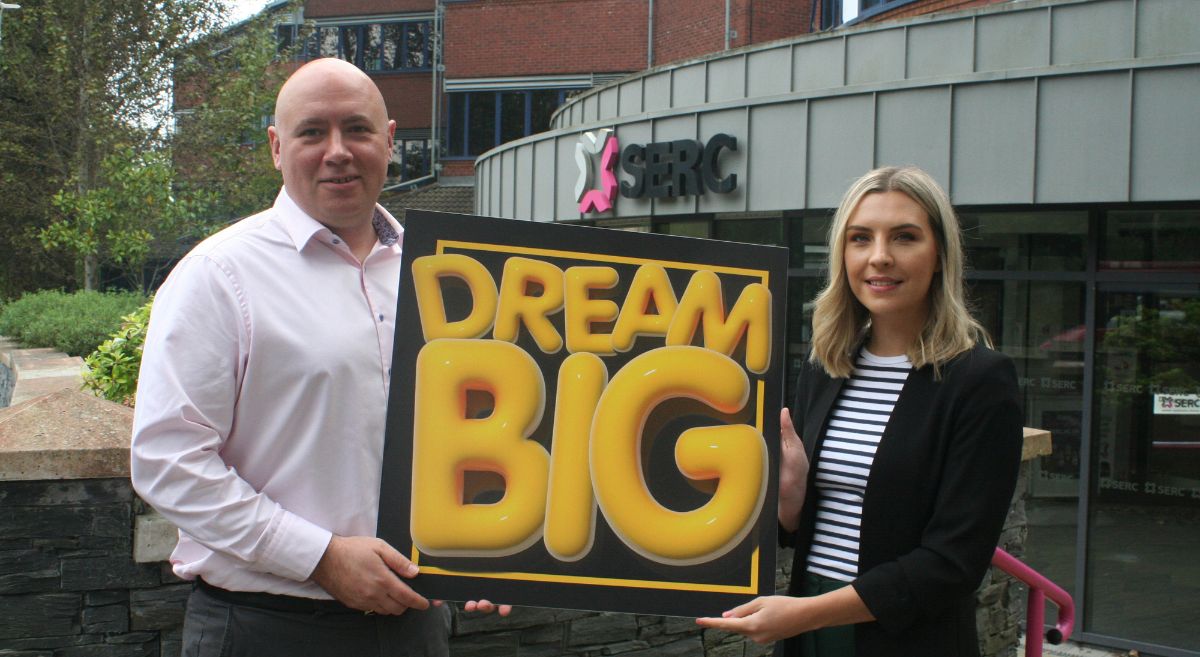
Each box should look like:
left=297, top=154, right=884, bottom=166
left=475, top=0, right=1200, bottom=221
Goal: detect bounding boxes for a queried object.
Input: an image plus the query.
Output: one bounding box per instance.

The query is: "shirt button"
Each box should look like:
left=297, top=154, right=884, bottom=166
left=378, top=314, right=385, bottom=321
left=332, top=238, right=341, bottom=245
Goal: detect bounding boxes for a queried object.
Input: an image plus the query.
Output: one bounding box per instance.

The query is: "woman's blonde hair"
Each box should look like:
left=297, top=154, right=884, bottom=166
left=809, top=166, right=988, bottom=378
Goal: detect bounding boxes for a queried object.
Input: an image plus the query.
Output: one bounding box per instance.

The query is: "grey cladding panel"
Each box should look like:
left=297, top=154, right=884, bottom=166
left=907, top=20, right=973, bottom=80
left=808, top=95, right=874, bottom=208
left=1051, top=0, right=1133, bottom=66
left=533, top=140, right=557, bottom=222
left=644, top=72, right=672, bottom=112
left=479, top=160, right=492, bottom=216
left=489, top=152, right=504, bottom=217
left=846, top=28, right=906, bottom=86
left=952, top=80, right=1036, bottom=204
left=793, top=38, right=845, bottom=92
left=557, top=136, right=582, bottom=221
left=747, top=101, right=807, bottom=212
left=599, top=88, right=619, bottom=121
left=502, top=150, right=518, bottom=218
left=619, top=80, right=643, bottom=116
left=652, top=114, right=699, bottom=216
left=614, top=122, right=654, bottom=219
left=515, top=146, right=534, bottom=221
left=1132, top=66, right=1200, bottom=201
left=672, top=64, right=706, bottom=108
left=1036, top=72, right=1130, bottom=203
left=1136, top=0, right=1200, bottom=58
left=875, top=87, right=951, bottom=187
left=748, top=47, right=792, bottom=98
left=698, top=109, right=748, bottom=214
left=583, top=95, right=599, bottom=124
left=975, top=9, right=1050, bottom=72
left=707, top=56, right=746, bottom=103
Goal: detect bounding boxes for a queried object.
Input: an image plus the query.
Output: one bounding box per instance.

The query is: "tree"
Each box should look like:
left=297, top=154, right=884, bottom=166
left=171, top=5, right=298, bottom=225
left=40, top=147, right=208, bottom=293
left=0, top=0, right=228, bottom=294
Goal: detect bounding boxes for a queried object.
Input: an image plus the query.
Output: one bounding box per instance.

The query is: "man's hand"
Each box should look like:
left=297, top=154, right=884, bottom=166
left=310, top=535, right=429, bottom=615
left=777, top=408, right=809, bottom=532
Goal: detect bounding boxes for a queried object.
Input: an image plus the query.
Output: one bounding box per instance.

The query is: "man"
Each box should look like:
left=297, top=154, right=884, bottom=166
left=132, top=58, right=504, bottom=656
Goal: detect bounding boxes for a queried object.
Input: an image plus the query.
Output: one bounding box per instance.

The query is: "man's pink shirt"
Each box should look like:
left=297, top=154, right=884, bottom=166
left=131, top=188, right=403, bottom=598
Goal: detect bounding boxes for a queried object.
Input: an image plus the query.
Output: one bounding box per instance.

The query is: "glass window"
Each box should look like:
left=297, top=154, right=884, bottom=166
left=341, top=26, right=360, bottom=67
left=390, top=139, right=431, bottom=181
left=362, top=24, right=383, bottom=71
left=307, top=21, right=431, bottom=71
left=404, top=140, right=429, bottom=180
left=468, top=92, right=497, bottom=157
left=381, top=23, right=402, bottom=69
left=1101, top=210, right=1200, bottom=272
left=405, top=22, right=430, bottom=69
left=784, top=276, right=824, bottom=404
left=275, top=24, right=295, bottom=54
left=500, top=92, right=526, bottom=145
left=656, top=221, right=710, bottom=239
left=531, top=90, right=562, bottom=134
left=714, top=217, right=784, bottom=247
left=318, top=26, right=339, bottom=58
left=446, top=88, right=576, bottom=158
left=788, top=214, right=832, bottom=270
left=960, top=212, right=1088, bottom=271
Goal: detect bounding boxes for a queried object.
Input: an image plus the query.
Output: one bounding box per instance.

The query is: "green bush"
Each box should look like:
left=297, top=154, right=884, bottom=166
left=0, top=289, right=147, bottom=357
left=83, top=299, right=152, bottom=406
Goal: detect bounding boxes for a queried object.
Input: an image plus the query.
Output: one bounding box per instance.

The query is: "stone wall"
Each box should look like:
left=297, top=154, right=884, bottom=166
left=0, top=478, right=188, bottom=657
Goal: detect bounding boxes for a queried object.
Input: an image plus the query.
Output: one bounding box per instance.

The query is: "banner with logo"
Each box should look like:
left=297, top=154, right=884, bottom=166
left=378, top=210, right=788, bottom=617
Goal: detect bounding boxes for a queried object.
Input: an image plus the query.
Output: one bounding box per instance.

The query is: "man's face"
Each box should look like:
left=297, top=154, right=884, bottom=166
left=268, top=61, right=396, bottom=232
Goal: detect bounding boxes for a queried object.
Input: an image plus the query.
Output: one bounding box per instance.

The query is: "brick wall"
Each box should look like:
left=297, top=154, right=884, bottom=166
left=747, top=0, right=817, bottom=44
left=653, top=0, right=726, bottom=66
left=444, top=0, right=648, bottom=78
left=375, top=74, right=434, bottom=130
left=866, top=0, right=1007, bottom=22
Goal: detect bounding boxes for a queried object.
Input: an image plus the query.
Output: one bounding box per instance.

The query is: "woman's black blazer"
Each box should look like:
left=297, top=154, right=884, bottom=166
left=777, top=344, right=1023, bottom=657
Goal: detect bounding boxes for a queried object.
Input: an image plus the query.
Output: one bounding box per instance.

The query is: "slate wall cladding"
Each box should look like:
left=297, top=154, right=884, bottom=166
left=0, top=478, right=188, bottom=657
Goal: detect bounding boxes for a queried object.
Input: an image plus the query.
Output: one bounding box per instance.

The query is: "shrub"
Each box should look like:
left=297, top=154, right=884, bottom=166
left=83, top=299, right=152, bottom=406
left=0, top=289, right=147, bottom=357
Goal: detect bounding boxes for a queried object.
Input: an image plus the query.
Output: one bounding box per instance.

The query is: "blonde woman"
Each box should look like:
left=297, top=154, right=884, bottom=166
left=699, top=167, right=1022, bottom=657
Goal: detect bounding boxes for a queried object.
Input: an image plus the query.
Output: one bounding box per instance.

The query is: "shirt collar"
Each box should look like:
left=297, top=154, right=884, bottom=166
left=274, top=187, right=404, bottom=253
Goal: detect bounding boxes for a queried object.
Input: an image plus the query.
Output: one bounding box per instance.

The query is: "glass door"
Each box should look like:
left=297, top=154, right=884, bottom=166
left=1086, top=284, right=1200, bottom=651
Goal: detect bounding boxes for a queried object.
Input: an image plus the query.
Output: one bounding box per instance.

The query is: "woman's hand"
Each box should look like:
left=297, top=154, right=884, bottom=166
left=695, top=595, right=807, bottom=644
left=778, top=407, right=809, bottom=533
left=696, top=587, right=874, bottom=644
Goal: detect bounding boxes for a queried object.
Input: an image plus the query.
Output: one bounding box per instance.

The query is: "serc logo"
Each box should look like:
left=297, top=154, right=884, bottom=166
left=575, top=128, right=618, bottom=214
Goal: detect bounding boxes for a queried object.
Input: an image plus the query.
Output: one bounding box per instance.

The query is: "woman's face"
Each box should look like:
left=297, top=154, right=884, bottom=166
left=843, top=191, right=940, bottom=334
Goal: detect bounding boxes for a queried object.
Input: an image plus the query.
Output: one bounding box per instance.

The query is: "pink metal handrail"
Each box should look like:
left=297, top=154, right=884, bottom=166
left=991, top=547, right=1076, bottom=657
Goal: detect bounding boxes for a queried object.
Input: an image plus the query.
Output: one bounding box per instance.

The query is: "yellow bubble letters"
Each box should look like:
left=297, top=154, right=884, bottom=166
left=409, top=252, right=771, bottom=565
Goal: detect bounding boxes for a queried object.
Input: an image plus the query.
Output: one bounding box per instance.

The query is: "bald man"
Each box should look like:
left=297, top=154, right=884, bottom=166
left=132, top=59, right=499, bottom=656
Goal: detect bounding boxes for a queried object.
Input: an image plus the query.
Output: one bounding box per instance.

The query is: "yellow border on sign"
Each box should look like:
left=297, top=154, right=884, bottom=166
left=408, top=239, right=773, bottom=595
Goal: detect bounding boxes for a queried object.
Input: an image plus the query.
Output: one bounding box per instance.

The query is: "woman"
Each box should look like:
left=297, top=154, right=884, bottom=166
left=698, top=166, right=1023, bottom=656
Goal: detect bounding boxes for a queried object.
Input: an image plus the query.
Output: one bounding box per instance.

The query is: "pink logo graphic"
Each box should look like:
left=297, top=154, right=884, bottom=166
left=575, top=129, right=618, bottom=214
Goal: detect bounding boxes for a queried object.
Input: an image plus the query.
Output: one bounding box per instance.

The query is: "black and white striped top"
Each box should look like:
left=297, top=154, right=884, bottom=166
left=806, top=350, right=912, bottom=582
